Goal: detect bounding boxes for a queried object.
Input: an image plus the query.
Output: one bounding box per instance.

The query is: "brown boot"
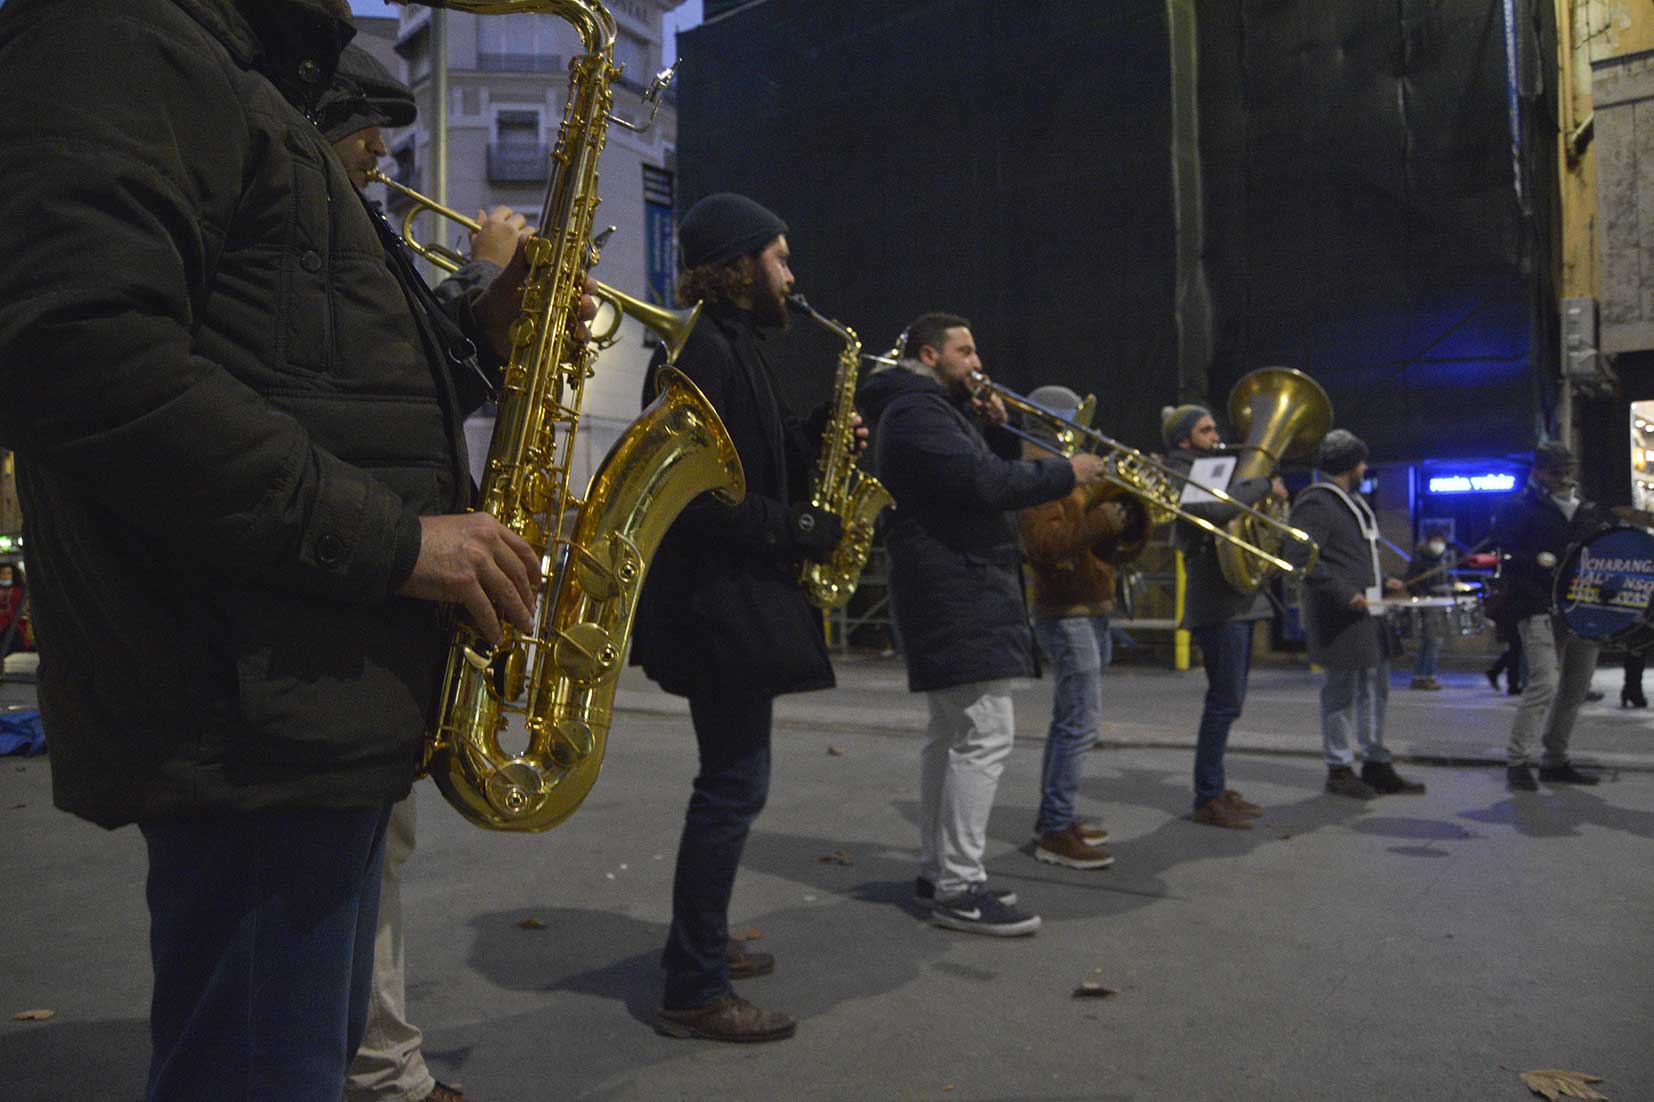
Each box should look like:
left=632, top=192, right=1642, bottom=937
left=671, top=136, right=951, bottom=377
left=655, top=995, right=796, bottom=1042
left=1217, top=789, right=1263, bottom=817
left=1033, top=825, right=1115, bottom=869
left=725, top=939, right=775, bottom=980
left=1191, top=797, right=1254, bottom=830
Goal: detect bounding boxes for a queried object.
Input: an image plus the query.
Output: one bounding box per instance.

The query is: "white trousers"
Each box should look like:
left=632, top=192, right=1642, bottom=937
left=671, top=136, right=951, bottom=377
left=345, top=792, right=435, bottom=1102
left=919, top=680, right=1016, bottom=897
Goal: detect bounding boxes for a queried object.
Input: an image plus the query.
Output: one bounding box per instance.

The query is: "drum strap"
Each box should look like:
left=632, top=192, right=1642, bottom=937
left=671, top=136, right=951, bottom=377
left=1302, top=481, right=1383, bottom=591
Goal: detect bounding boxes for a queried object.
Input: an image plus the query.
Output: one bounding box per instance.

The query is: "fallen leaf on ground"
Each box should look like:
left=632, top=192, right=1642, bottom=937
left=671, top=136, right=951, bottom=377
left=826, top=745, right=846, bottom=756
left=728, top=926, right=763, bottom=943
left=817, top=850, right=853, bottom=866
left=1521, top=1069, right=1608, bottom=1101
left=515, top=917, right=546, bottom=930
left=1072, top=982, right=1117, bottom=998
left=12, top=1009, right=54, bottom=1021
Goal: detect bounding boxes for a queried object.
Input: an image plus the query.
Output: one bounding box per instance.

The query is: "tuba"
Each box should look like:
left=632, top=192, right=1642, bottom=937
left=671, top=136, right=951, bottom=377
left=786, top=294, right=894, bottom=610
left=413, top=0, right=745, bottom=831
left=1214, top=367, right=1332, bottom=594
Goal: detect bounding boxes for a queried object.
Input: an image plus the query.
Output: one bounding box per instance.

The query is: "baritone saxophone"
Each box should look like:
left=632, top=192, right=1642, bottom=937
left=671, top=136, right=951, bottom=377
left=411, top=0, right=746, bottom=831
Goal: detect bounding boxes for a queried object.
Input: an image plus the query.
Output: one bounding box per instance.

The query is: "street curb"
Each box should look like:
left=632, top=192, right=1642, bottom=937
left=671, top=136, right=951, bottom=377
left=612, top=690, right=1654, bottom=774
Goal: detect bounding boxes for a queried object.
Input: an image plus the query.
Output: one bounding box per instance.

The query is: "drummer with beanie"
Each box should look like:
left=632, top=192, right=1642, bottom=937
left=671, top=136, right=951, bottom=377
left=1285, top=430, right=1426, bottom=798
left=1162, top=403, right=1287, bottom=829
left=1490, top=442, right=1612, bottom=790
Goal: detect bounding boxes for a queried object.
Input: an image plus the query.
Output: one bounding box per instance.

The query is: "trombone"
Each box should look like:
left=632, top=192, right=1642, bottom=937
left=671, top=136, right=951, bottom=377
left=366, top=168, right=699, bottom=362
left=966, top=371, right=1320, bottom=578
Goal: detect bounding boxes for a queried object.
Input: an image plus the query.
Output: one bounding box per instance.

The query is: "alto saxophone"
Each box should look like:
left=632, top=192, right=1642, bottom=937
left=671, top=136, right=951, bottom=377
left=786, top=294, right=894, bottom=610
left=416, top=0, right=745, bottom=831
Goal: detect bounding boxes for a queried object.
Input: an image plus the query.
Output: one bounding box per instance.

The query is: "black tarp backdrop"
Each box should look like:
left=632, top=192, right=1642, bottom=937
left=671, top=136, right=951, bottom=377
left=1196, top=0, right=1553, bottom=465
left=676, top=0, right=1180, bottom=451
left=676, top=0, right=1553, bottom=464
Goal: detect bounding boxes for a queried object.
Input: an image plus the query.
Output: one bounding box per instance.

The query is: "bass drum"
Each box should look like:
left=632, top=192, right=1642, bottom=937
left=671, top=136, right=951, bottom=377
left=1553, top=525, right=1654, bottom=651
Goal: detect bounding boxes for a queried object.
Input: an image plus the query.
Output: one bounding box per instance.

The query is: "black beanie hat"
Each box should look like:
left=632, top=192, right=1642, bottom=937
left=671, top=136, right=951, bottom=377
left=679, top=193, right=787, bottom=269
left=1533, top=441, right=1577, bottom=472
left=1314, top=428, right=1369, bottom=475
left=316, top=45, right=417, bottom=144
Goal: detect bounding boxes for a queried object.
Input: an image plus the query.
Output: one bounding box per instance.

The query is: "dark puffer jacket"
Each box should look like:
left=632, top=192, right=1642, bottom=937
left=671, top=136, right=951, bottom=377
left=1490, top=479, right=1612, bottom=622
left=860, top=368, right=1074, bottom=693
left=0, top=0, right=493, bottom=827
left=1161, top=449, right=1275, bottom=629
left=631, top=305, right=834, bottom=700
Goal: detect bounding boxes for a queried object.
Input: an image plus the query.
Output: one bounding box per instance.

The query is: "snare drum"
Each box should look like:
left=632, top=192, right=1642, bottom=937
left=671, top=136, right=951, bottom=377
left=1376, top=596, right=1456, bottom=639
left=1553, top=525, right=1654, bottom=651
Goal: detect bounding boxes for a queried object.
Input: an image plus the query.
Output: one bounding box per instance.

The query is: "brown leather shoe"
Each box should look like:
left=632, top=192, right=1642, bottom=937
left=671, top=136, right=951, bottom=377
left=1075, top=818, right=1110, bottom=843
left=1191, top=798, right=1254, bottom=830
left=655, top=995, right=797, bottom=1043
left=725, top=939, right=775, bottom=979
left=1218, top=789, right=1263, bottom=817
left=424, top=1083, right=466, bottom=1102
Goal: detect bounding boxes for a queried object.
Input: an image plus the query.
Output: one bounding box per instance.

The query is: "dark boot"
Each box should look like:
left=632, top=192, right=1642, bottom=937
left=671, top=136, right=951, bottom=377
left=1361, top=760, right=1426, bottom=795
left=726, top=940, right=775, bottom=980
left=1538, top=762, right=1601, bottom=785
left=1507, top=764, right=1538, bottom=791
left=656, top=995, right=797, bottom=1042
left=1325, top=766, right=1377, bottom=799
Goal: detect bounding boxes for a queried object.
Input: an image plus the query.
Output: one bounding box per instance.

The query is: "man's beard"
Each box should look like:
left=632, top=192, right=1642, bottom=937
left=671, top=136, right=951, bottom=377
left=749, top=276, right=790, bottom=331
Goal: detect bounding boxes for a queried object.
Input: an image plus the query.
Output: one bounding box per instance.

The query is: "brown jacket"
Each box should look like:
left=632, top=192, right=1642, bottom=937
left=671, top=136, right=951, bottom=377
left=1018, top=486, right=1126, bottom=620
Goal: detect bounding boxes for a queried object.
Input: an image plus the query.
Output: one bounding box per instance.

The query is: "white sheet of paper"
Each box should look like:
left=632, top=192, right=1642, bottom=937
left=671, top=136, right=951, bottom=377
left=1178, top=456, right=1237, bottom=506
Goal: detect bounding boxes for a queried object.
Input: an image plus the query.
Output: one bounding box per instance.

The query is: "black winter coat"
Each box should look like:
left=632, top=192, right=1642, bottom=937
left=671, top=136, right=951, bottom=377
left=1287, top=483, right=1397, bottom=670
left=630, top=306, right=834, bottom=699
left=860, top=369, right=1074, bottom=693
left=0, top=0, right=494, bottom=827
left=1161, top=450, right=1275, bottom=629
left=1490, top=480, right=1612, bottom=622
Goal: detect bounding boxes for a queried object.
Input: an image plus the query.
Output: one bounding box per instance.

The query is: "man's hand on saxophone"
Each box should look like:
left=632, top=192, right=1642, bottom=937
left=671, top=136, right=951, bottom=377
left=398, top=514, right=542, bottom=645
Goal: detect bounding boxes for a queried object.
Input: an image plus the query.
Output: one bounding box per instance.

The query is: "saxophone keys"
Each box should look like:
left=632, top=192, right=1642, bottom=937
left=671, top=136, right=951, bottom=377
left=553, top=621, right=621, bottom=685
left=485, top=760, right=548, bottom=819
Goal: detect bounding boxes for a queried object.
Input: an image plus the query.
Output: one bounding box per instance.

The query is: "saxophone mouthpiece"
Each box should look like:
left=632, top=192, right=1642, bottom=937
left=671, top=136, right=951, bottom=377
left=785, top=292, right=812, bottom=316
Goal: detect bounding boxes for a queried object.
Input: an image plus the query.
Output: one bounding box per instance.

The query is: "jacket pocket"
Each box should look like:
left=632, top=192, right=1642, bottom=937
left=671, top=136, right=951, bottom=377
left=277, top=128, right=334, bottom=374
left=226, top=588, right=441, bottom=774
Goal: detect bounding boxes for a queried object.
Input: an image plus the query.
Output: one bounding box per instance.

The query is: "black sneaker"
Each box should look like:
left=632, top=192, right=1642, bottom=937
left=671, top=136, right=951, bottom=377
left=930, top=886, right=1041, bottom=937
left=913, top=877, right=1017, bottom=907
left=1325, top=766, right=1377, bottom=799
left=1538, top=762, right=1601, bottom=785
left=1361, top=761, right=1426, bottom=795
left=1507, top=764, right=1539, bottom=791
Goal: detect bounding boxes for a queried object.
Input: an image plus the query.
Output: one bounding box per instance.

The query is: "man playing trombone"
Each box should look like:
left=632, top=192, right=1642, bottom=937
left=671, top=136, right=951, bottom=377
left=1162, top=404, right=1280, bottom=829
left=859, top=313, right=1106, bottom=936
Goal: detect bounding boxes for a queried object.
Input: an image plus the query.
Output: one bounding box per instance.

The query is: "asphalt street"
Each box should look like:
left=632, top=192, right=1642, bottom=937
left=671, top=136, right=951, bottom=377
left=2, top=655, right=1651, bottom=1101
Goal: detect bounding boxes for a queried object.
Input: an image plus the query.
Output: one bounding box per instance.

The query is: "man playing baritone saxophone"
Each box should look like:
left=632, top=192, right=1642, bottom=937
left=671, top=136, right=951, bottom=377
left=0, top=1, right=580, bottom=1097
left=1015, top=386, right=1143, bottom=870
left=631, top=193, right=862, bottom=1043
left=1161, top=405, right=1280, bottom=829
left=859, top=317, right=1107, bottom=936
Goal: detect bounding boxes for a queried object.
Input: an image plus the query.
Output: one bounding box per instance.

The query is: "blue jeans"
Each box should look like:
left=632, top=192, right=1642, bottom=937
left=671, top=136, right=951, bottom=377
left=1033, top=615, right=1110, bottom=836
left=1320, top=661, right=1394, bottom=767
left=1413, top=610, right=1444, bottom=678
left=663, top=693, right=772, bottom=1010
left=141, top=804, right=392, bottom=1102
left=1191, top=620, right=1253, bottom=808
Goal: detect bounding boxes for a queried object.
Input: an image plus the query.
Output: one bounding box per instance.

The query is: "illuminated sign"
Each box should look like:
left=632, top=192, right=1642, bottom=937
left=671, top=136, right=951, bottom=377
left=1427, top=473, right=1518, bottom=494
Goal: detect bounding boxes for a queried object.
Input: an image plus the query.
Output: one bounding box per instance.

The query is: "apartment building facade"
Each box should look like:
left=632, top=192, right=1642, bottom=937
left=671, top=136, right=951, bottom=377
left=388, top=2, right=689, bottom=485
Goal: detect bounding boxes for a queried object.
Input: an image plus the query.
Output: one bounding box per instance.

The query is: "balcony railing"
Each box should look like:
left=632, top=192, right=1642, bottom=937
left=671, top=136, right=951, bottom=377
left=487, top=143, right=550, bottom=184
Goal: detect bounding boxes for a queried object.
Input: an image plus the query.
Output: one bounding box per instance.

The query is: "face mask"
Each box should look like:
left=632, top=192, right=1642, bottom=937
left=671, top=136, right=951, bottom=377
left=1427, top=541, right=1446, bottom=555
left=0, top=578, right=11, bottom=587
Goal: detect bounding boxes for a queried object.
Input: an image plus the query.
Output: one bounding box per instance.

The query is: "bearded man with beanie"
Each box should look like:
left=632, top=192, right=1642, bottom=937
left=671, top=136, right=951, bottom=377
left=1161, top=403, right=1283, bottom=828
left=632, top=192, right=847, bottom=1043
left=1286, top=430, right=1426, bottom=798
left=1015, top=385, right=1144, bottom=870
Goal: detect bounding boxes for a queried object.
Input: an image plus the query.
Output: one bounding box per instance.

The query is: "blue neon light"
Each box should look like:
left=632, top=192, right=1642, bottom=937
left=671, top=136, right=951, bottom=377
left=1428, top=473, right=1517, bottom=494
